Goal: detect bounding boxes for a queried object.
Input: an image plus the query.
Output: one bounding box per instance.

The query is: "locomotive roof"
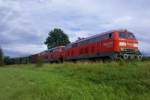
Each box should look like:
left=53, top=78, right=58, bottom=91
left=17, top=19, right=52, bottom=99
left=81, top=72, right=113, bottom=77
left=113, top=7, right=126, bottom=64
left=70, top=29, right=128, bottom=45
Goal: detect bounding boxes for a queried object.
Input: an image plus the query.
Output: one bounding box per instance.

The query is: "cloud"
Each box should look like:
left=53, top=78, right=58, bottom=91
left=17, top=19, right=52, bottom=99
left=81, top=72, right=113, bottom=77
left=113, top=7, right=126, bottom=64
left=0, top=0, right=150, bottom=57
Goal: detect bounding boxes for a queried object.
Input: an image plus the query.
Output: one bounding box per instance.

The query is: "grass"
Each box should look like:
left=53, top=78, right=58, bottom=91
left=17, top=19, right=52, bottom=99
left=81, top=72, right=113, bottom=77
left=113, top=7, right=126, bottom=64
left=0, top=61, right=150, bottom=100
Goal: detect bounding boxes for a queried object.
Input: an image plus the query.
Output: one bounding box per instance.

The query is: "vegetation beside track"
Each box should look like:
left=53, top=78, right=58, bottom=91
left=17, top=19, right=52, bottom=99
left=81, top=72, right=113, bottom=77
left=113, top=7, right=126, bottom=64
left=0, top=61, right=150, bottom=100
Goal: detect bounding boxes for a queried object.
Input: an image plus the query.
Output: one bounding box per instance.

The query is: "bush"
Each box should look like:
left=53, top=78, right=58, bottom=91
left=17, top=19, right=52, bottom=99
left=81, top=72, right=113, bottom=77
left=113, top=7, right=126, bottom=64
left=4, top=56, right=12, bottom=65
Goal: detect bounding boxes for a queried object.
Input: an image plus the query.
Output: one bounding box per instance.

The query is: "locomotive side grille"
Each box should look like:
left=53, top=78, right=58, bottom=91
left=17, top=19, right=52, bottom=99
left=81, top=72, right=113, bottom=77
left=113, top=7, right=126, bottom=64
left=121, top=48, right=139, bottom=54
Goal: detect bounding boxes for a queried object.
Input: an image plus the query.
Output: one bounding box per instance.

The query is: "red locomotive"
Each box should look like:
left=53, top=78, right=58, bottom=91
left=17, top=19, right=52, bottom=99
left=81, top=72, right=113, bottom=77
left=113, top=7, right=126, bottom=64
left=11, top=29, right=143, bottom=64
left=63, top=29, right=142, bottom=61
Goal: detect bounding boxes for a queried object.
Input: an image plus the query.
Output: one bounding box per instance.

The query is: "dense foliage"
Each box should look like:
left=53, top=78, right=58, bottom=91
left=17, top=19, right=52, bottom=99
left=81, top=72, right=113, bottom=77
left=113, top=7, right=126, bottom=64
left=45, top=28, right=70, bottom=49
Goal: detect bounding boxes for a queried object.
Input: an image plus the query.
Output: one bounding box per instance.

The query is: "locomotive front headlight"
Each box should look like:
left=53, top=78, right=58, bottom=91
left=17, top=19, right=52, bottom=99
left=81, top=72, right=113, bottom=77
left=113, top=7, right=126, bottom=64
left=119, top=42, right=127, bottom=46
left=133, top=43, right=138, bottom=47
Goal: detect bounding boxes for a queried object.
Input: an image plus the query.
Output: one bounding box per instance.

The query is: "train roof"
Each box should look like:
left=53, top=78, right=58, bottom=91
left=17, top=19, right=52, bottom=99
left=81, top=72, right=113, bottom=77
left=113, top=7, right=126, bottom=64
left=30, top=46, right=65, bottom=56
left=69, top=29, right=128, bottom=45
left=48, top=46, right=65, bottom=51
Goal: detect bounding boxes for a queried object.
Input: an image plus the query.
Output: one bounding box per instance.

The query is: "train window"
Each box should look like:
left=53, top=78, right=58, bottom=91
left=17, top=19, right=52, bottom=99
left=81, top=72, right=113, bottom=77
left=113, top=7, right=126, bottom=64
left=79, top=40, right=88, bottom=46
left=101, top=34, right=108, bottom=40
left=128, top=33, right=135, bottom=39
left=89, top=36, right=101, bottom=43
left=119, top=33, right=127, bottom=38
left=82, top=41, right=86, bottom=45
left=109, top=33, right=113, bottom=38
left=89, top=38, right=93, bottom=43
left=89, top=38, right=94, bottom=43
left=84, top=40, right=88, bottom=45
left=66, top=44, right=72, bottom=49
left=72, top=43, right=78, bottom=48
left=79, top=42, right=83, bottom=46
left=95, top=37, right=101, bottom=42
left=79, top=41, right=82, bottom=46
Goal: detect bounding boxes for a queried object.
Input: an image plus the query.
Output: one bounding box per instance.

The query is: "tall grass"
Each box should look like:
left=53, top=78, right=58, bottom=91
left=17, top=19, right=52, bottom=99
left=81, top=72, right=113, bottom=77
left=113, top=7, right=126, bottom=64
left=0, top=61, right=150, bottom=100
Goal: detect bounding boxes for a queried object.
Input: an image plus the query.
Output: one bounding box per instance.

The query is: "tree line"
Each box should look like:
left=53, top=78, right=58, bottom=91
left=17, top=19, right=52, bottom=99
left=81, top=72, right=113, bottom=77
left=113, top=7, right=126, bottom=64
left=0, top=28, right=71, bottom=66
left=0, top=47, right=13, bottom=66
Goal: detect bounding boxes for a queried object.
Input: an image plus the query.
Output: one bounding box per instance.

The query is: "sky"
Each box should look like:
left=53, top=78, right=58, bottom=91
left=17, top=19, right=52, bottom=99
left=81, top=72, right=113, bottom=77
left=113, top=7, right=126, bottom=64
left=0, top=0, right=150, bottom=57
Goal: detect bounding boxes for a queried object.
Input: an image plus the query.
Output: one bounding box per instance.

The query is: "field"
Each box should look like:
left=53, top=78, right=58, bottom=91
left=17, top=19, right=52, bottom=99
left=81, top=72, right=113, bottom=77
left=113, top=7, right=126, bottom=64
left=0, top=61, right=150, bottom=100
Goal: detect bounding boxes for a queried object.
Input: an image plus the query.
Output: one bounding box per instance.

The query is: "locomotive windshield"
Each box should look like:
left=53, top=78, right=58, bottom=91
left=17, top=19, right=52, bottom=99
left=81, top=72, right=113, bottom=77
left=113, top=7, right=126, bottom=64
left=128, top=33, right=135, bottom=39
left=119, top=32, right=136, bottom=39
left=119, top=33, right=127, bottom=38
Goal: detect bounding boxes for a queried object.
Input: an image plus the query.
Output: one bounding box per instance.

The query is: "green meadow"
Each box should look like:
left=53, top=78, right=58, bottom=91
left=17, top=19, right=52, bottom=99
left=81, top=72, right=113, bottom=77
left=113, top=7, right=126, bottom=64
left=0, top=61, right=150, bottom=100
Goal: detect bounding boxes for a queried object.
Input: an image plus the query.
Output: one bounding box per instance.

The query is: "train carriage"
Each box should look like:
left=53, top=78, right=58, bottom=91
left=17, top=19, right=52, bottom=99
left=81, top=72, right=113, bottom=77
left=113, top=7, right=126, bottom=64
left=47, top=46, right=65, bottom=62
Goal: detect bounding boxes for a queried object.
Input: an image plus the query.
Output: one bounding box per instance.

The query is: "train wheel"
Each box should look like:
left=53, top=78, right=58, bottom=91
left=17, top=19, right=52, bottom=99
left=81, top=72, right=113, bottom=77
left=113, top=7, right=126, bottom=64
left=122, top=54, right=129, bottom=60
left=137, top=55, right=143, bottom=61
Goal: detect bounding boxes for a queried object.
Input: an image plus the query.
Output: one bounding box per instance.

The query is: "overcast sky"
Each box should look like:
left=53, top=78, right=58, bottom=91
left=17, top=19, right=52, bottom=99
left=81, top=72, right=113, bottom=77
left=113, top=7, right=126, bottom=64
left=0, top=0, right=150, bottom=57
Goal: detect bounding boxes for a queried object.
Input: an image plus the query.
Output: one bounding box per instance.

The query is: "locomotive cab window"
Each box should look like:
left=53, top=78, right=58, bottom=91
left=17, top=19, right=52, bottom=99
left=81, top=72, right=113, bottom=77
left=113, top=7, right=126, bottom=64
left=128, top=33, right=136, bottom=39
left=119, top=33, right=127, bottom=38
left=119, top=32, right=136, bottom=39
left=109, top=33, right=113, bottom=39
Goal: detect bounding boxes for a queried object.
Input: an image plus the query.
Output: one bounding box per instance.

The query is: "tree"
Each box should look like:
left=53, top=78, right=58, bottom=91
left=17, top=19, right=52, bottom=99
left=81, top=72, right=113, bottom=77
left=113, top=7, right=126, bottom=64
left=0, top=47, right=4, bottom=66
left=45, top=28, right=70, bottom=49
left=4, top=56, right=12, bottom=65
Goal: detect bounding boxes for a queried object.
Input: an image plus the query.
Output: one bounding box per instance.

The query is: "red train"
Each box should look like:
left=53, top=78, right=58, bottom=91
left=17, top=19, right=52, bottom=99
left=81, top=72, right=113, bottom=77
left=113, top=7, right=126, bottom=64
left=63, top=29, right=142, bottom=61
left=12, top=29, right=143, bottom=64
